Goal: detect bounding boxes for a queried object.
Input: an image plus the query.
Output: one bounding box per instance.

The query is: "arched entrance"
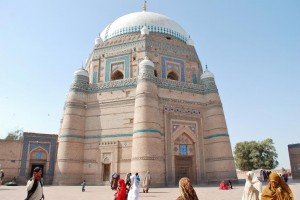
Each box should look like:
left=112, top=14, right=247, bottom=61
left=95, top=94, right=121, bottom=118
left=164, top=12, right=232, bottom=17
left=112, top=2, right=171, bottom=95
left=29, top=147, right=48, bottom=182
left=175, top=155, right=193, bottom=183
left=171, top=124, right=198, bottom=185
left=102, top=157, right=111, bottom=182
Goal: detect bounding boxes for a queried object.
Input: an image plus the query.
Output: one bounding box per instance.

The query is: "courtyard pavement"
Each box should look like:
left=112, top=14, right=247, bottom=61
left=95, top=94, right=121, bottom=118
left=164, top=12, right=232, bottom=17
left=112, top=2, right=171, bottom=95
left=0, top=179, right=299, bottom=200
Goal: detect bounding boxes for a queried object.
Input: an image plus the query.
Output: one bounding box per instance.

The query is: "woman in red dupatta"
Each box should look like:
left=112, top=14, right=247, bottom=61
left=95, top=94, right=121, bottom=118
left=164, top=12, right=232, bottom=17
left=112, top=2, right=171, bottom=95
left=116, top=179, right=126, bottom=200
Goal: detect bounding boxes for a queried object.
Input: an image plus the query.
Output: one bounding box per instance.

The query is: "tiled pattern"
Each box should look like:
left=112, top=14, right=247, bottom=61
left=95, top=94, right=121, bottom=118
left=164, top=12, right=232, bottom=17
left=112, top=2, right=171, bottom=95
left=88, top=78, right=137, bottom=93
left=161, top=56, right=185, bottom=81
left=71, top=75, right=89, bottom=93
left=72, top=76, right=218, bottom=95
left=59, top=128, right=164, bottom=139
left=105, top=55, right=130, bottom=81
left=93, top=71, right=97, bottom=84
left=204, top=133, right=229, bottom=139
left=29, top=143, right=50, bottom=152
left=20, top=135, right=57, bottom=177
left=104, top=25, right=188, bottom=43
left=164, top=106, right=201, bottom=115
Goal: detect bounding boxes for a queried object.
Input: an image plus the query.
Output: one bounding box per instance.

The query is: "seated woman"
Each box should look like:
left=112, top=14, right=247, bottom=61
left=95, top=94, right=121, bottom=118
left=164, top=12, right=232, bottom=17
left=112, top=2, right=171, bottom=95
left=176, top=177, right=199, bottom=200
left=261, top=172, right=293, bottom=200
left=219, top=180, right=230, bottom=190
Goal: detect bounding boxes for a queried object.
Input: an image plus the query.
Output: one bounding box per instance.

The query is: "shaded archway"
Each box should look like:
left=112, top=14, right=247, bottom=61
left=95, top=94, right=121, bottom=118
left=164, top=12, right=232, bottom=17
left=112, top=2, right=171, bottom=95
left=167, top=71, right=179, bottom=80
left=111, top=70, right=124, bottom=80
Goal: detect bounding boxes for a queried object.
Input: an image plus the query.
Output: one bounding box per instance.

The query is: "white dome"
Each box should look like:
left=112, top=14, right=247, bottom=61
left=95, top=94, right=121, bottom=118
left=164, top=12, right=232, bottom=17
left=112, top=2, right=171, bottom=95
left=74, top=69, right=89, bottom=77
left=139, top=56, right=154, bottom=68
left=100, top=11, right=189, bottom=43
left=201, top=69, right=215, bottom=79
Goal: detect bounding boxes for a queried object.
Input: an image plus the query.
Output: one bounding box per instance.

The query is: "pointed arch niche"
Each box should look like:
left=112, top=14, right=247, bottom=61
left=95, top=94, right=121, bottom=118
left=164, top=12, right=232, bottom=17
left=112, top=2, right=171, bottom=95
left=111, top=70, right=124, bottom=80
left=105, top=55, right=130, bottom=81
left=167, top=71, right=179, bottom=81
left=161, top=56, right=185, bottom=81
left=29, top=146, right=49, bottom=180
left=170, top=122, right=198, bottom=185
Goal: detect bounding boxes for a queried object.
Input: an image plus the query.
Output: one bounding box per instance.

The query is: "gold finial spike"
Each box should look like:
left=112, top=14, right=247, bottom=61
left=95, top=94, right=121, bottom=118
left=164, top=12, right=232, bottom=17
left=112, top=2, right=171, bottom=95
left=143, top=1, right=147, bottom=11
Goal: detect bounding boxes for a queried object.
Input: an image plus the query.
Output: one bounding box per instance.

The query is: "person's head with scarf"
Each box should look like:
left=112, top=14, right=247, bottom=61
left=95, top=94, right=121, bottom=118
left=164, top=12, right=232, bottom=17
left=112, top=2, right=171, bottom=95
left=116, top=179, right=126, bottom=200
left=261, top=172, right=294, bottom=200
left=33, top=167, right=42, bottom=181
left=176, top=177, right=199, bottom=200
left=246, top=171, right=259, bottom=183
left=242, top=171, right=262, bottom=200
left=125, top=173, right=132, bottom=186
left=126, top=173, right=131, bottom=180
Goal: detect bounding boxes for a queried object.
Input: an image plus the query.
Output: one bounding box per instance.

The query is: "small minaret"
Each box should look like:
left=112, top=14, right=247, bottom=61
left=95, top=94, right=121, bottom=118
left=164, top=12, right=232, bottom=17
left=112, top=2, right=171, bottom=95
left=53, top=68, right=89, bottom=185
left=131, top=56, right=165, bottom=186
left=201, top=66, right=237, bottom=181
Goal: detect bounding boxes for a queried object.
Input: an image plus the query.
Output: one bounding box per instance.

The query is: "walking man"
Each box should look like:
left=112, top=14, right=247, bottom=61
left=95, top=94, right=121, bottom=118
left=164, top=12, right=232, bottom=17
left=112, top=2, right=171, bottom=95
left=25, top=167, right=44, bottom=200
left=143, top=171, right=151, bottom=193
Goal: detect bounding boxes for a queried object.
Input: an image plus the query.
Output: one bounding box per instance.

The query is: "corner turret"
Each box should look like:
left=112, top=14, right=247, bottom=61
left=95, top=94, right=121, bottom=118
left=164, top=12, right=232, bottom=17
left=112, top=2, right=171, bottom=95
left=131, top=56, right=165, bottom=186
left=53, top=68, right=89, bottom=185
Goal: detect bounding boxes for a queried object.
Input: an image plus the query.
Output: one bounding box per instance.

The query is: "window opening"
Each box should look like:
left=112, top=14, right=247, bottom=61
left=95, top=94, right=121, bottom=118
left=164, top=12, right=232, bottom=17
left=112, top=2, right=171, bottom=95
left=167, top=71, right=179, bottom=80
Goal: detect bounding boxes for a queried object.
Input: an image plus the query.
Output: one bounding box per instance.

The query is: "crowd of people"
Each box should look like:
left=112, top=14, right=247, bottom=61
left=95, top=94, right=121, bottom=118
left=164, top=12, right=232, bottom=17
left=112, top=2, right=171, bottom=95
left=217, top=170, right=294, bottom=200
left=111, top=171, right=150, bottom=200
left=241, top=171, right=294, bottom=200
left=0, top=167, right=295, bottom=200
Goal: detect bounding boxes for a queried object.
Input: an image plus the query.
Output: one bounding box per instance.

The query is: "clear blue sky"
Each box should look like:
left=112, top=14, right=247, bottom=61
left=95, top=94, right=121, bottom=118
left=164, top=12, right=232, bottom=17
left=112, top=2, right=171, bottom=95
left=0, top=0, right=299, bottom=169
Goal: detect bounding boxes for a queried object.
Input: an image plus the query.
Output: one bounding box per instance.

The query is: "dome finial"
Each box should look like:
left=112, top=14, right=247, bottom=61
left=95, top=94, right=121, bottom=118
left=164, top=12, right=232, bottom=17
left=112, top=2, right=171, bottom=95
left=143, top=1, right=147, bottom=11
left=206, top=64, right=208, bottom=70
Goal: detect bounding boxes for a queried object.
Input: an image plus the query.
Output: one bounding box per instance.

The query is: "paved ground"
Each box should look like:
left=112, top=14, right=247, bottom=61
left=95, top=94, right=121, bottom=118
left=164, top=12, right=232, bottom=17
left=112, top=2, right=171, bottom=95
left=1, top=179, right=299, bottom=200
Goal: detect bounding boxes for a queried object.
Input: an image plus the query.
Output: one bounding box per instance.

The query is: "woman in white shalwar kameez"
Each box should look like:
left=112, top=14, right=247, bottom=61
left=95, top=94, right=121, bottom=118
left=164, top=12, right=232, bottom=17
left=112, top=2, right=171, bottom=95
left=242, top=171, right=262, bottom=200
left=127, top=174, right=139, bottom=200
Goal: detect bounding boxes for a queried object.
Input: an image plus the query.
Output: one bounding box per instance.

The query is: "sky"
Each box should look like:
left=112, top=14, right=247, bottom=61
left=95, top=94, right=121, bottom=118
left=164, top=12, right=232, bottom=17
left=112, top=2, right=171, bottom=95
left=0, top=0, right=299, bottom=169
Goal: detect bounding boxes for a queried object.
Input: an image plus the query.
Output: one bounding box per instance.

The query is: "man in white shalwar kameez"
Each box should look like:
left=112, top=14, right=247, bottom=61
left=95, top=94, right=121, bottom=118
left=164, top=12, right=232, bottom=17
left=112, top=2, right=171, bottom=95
left=127, top=173, right=140, bottom=200
left=142, top=171, right=151, bottom=193
left=242, top=171, right=262, bottom=200
left=25, top=167, right=44, bottom=200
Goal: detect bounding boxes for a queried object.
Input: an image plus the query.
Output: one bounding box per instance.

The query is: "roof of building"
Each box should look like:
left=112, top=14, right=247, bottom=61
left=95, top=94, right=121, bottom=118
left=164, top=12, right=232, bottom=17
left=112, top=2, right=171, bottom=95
left=201, top=69, right=215, bottom=79
left=139, top=56, right=154, bottom=68
left=74, top=68, right=89, bottom=77
left=99, top=11, right=189, bottom=43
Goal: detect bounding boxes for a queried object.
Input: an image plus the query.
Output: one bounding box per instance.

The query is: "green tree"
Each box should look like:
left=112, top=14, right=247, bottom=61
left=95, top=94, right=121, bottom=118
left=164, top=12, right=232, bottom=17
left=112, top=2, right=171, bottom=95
left=4, top=129, right=23, bottom=140
left=234, top=138, right=278, bottom=171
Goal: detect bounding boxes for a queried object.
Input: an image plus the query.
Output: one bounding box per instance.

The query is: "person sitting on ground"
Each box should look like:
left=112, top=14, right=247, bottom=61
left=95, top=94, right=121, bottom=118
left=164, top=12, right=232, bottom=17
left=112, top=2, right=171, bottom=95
left=176, top=177, right=199, bottom=200
left=219, top=180, right=230, bottom=190
left=242, top=171, right=262, bottom=200
left=261, top=172, right=294, bottom=200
